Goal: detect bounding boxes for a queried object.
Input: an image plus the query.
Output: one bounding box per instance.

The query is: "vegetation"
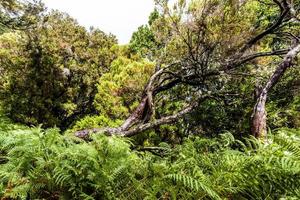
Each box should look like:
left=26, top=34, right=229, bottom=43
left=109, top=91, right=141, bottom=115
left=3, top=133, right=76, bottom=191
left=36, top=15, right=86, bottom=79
left=0, top=0, right=299, bottom=199
left=0, top=12, right=117, bottom=129
left=1, top=114, right=300, bottom=199
left=0, top=0, right=43, bottom=33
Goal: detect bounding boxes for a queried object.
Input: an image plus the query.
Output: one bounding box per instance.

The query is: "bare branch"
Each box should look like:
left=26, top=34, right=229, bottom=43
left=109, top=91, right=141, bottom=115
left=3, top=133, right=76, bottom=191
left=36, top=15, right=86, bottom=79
left=75, top=95, right=211, bottom=138
left=227, top=49, right=290, bottom=69
left=239, top=1, right=290, bottom=54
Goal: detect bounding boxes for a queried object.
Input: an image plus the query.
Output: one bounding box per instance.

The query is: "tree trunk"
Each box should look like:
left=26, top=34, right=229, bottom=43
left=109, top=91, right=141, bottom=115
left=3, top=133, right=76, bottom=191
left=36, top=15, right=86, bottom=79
left=74, top=95, right=212, bottom=139
left=251, top=91, right=267, bottom=138
left=251, top=44, right=300, bottom=138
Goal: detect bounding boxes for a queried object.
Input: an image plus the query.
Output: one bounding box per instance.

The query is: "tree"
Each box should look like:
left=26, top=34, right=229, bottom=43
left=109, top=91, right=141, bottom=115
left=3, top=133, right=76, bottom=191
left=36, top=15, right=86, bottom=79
left=251, top=44, right=300, bottom=138
left=0, top=0, right=43, bottom=33
left=0, top=11, right=117, bottom=129
left=76, top=0, right=300, bottom=139
left=94, top=56, right=155, bottom=120
left=71, top=54, right=155, bottom=131
left=129, top=9, right=160, bottom=59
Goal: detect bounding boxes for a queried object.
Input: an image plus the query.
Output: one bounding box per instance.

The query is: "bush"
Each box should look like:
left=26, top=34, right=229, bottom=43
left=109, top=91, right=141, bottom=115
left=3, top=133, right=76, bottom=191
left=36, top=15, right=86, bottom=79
left=1, top=119, right=300, bottom=199
left=71, top=56, right=155, bottom=131
left=0, top=126, right=147, bottom=199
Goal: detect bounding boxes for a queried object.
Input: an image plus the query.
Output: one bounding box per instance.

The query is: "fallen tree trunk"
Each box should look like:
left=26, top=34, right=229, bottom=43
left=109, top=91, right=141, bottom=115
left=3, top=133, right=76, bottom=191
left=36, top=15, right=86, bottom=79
left=74, top=49, right=293, bottom=139
left=74, top=0, right=296, bottom=140
left=251, top=44, right=300, bottom=138
left=75, top=96, right=210, bottom=139
left=74, top=105, right=192, bottom=138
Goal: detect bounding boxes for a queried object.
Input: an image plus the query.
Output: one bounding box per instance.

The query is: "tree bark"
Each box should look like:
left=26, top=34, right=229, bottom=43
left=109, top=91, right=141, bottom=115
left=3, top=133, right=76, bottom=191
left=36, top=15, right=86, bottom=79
left=115, top=101, right=199, bottom=137
left=74, top=0, right=295, bottom=140
left=74, top=95, right=211, bottom=139
left=251, top=44, right=300, bottom=138
left=74, top=103, right=193, bottom=138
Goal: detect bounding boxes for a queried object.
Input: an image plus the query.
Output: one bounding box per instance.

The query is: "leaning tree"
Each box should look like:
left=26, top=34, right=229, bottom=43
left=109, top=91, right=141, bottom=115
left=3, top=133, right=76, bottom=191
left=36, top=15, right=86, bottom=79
left=76, top=0, right=300, bottom=139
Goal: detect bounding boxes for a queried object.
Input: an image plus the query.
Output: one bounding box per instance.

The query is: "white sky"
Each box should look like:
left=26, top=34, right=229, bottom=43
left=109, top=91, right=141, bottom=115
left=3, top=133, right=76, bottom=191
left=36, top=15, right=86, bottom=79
left=42, top=0, right=155, bottom=44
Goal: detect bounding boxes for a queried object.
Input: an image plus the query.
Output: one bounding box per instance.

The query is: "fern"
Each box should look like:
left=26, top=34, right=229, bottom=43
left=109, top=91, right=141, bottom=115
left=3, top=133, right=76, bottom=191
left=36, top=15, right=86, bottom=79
left=0, top=116, right=300, bottom=200
left=167, top=173, right=221, bottom=200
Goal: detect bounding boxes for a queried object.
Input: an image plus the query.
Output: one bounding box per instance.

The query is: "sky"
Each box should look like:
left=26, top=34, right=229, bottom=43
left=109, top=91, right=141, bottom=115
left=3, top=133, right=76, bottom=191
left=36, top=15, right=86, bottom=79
left=42, top=0, right=155, bottom=44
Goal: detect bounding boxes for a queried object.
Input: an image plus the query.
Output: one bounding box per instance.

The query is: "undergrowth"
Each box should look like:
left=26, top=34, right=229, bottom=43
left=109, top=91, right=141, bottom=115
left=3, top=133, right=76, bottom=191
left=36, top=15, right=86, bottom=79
left=0, top=114, right=300, bottom=199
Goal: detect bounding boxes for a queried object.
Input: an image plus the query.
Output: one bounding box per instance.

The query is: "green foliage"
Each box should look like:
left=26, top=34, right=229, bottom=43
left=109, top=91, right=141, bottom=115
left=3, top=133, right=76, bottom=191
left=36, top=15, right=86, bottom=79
left=95, top=57, right=154, bottom=118
left=0, top=124, right=146, bottom=199
left=0, top=0, right=43, bottom=33
left=0, top=0, right=300, bottom=199
left=152, top=130, right=300, bottom=200
left=71, top=115, right=123, bottom=131
left=1, top=115, right=300, bottom=199
left=0, top=11, right=117, bottom=129
left=267, top=68, right=300, bottom=129
left=129, top=9, right=160, bottom=59
left=70, top=56, right=155, bottom=131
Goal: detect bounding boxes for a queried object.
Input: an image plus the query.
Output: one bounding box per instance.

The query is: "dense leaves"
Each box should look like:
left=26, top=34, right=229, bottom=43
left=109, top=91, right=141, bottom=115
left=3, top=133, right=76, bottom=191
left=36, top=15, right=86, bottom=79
left=129, top=9, right=160, bottom=59
left=0, top=12, right=117, bottom=129
left=0, top=0, right=43, bottom=33
left=0, top=0, right=300, bottom=199
left=0, top=113, right=300, bottom=199
left=70, top=54, right=155, bottom=131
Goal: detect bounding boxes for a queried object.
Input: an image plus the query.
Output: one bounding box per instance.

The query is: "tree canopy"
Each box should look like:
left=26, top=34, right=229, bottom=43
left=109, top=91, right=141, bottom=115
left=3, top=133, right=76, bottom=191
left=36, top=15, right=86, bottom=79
left=0, top=11, right=117, bottom=129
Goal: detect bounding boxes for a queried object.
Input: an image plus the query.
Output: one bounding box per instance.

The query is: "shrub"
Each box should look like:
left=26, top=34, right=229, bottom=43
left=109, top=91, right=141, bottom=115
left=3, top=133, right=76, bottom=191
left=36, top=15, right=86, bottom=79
left=1, top=118, right=300, bottom=199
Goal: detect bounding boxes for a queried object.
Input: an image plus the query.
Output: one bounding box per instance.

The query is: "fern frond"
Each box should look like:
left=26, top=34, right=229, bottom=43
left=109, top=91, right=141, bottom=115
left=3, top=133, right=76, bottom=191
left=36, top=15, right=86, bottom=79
left=167, top=173, right=221, bottom=200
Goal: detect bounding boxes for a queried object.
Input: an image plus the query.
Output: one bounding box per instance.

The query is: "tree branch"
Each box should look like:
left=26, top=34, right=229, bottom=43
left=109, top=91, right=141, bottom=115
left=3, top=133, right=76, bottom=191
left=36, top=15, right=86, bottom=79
left=251, top=43, right=300, bottom=138
left=240, top=1, right=289, bottom=53
left=75, top=95, right=210, bottom=138
left=227, top=48, right=290, bottom=69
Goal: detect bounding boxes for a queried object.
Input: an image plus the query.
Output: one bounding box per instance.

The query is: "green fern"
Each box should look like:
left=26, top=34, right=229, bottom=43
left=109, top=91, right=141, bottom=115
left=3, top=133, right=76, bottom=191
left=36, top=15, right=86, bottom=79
left=167, top=173, right=221, bottom=200
left=1, top=115, right=300, bottom=200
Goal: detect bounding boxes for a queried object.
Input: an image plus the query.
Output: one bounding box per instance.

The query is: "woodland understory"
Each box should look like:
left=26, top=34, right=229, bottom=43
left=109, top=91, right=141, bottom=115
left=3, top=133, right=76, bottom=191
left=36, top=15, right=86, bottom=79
left=0, top=0, right=300, bottom=199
